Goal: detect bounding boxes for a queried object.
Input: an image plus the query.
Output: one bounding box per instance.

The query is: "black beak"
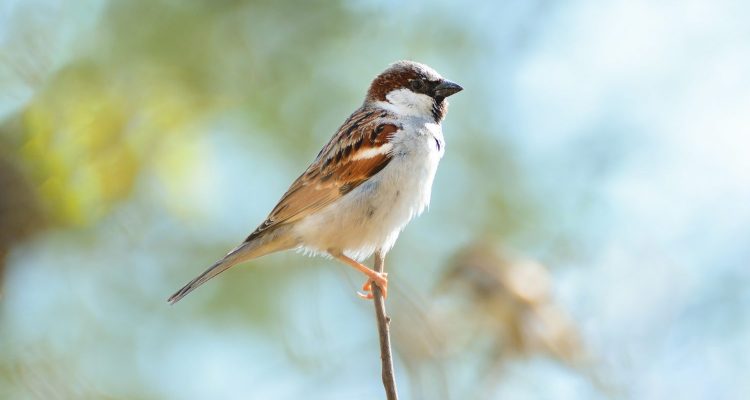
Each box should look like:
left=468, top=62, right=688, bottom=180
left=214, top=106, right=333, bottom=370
left=434, top=79, right=463, bottom=98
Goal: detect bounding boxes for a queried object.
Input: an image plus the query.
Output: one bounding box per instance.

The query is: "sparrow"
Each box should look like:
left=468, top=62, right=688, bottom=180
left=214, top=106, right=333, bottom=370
left=168, top=60, right=462, bottom=304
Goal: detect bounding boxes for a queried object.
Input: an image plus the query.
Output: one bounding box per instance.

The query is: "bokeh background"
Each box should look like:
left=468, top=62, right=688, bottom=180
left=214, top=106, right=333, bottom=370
left=1, top=0, right=749, bottom=399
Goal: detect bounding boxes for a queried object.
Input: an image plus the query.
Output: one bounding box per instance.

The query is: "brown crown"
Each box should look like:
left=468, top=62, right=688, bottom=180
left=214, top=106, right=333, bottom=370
left=365, top=61, right=443, bottom=103
left=365, top=68, right=421, bottom=102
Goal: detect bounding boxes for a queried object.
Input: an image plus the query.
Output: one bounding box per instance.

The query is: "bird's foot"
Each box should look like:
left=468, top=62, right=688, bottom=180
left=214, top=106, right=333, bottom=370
left=357, top=272, right=388, bottom=300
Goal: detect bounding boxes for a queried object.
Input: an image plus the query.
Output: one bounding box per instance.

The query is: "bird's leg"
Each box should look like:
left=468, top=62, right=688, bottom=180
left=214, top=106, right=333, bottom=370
left=329, top=251, right=388, bottom=299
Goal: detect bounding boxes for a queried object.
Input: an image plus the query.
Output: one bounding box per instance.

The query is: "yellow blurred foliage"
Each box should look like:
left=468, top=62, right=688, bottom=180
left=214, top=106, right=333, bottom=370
left=16, top=61, right=211, bottom=226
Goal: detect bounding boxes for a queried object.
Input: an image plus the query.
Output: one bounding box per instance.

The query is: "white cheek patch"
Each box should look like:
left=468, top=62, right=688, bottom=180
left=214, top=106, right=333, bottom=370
left=352, top=143, right=393, bottom=160
left=425, top=122, right=440, bottom=132
left=375, top=88, right=434, bottom=117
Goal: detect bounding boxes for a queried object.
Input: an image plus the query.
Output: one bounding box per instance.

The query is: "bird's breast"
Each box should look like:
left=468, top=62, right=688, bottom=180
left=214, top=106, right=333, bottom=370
left=387, top=122, right=444, bottom=211
left=292, top=121, right=444, bottom=259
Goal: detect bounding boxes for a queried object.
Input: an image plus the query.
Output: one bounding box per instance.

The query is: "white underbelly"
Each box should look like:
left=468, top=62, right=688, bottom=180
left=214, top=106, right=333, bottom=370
left=292, top=132, right=443, bottom=260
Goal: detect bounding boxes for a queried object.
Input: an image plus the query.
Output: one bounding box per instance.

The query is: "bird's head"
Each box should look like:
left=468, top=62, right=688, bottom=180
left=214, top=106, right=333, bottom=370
left=365, top=60, right=462, bottom=122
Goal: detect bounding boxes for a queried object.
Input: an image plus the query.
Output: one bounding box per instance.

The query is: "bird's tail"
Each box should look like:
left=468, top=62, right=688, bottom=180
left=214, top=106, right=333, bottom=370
left=168, top=231, right=294, bottom=304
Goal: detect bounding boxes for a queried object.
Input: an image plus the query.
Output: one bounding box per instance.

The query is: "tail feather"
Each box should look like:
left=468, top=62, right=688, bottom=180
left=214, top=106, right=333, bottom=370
left=168, top=251, right=239, bottom=305
left=168, top=230, right=294, bottom=304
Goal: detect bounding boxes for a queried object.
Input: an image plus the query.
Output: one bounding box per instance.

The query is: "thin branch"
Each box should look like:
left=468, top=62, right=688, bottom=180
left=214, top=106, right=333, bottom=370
left=373, top=250, right=398, bottom=400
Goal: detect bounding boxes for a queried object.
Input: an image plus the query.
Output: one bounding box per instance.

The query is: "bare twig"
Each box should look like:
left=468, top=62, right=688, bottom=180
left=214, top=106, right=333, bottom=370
left=373, top=250, right=398, bottom=400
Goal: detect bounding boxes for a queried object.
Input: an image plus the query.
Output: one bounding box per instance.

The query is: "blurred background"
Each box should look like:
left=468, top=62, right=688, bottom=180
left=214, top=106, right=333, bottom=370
left=1, top=0, right=749, bottom=399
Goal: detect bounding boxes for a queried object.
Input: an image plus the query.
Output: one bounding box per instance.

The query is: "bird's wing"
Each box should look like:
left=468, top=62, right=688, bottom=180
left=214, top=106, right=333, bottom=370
left=244, top=107, right=400, bottom=242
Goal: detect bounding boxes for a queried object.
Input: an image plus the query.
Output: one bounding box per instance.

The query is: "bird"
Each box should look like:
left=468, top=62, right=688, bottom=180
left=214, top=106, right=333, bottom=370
left=168, top=61, right=462, bottom=304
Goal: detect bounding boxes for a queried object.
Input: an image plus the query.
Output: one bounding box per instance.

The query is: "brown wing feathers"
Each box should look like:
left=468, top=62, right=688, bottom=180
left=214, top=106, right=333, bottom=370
left=244, top=109, right=399, bottom=242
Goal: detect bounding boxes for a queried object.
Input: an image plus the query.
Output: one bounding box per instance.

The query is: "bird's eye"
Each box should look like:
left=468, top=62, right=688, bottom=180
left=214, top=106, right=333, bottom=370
left=409, top=79, right=426, bottom=92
